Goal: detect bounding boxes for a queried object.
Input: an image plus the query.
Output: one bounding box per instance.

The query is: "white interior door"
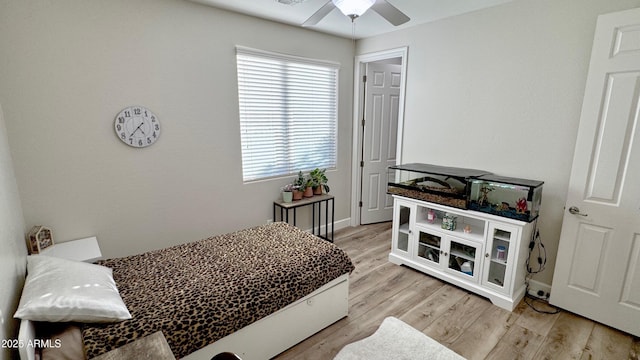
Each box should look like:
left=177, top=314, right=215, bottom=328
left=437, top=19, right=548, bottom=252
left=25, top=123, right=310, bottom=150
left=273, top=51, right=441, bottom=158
left=360, top=61, right=401, bottom=224
left=549, top=7, right=640, bottom=337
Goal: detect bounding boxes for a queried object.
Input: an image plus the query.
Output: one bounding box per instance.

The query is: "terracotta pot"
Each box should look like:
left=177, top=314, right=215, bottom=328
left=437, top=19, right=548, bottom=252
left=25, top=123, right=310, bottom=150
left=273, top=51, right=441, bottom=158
left=292, top=190, right=304, bottom=201
left=313, top=186, right=323, bottom=195
left=303, top=186, right=314, bottom=198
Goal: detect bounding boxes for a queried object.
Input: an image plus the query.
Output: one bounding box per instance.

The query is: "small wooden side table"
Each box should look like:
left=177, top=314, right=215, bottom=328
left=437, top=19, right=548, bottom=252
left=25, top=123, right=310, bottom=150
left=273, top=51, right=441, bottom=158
left=91, top=331, right=175, bottom=360
left=273, top=194, right=334, bottom=242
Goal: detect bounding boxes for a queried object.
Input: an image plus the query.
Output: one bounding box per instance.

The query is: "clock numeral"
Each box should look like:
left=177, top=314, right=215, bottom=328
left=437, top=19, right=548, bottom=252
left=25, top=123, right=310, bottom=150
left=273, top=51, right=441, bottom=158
left=138, top=139, right=143, bottom=146
left=147, top=137, right=152, bottom=144
left=120, top=133, right=126, bottom=140
left=144, top=110, right=148, bottom=117
left=134, top=108, right=141, bottom=115
left=155, top=124, right=160, bottom=131
left=116, top=124, right=122, bottom=132
left=129, top=138, right=134, bottom=145
left=118, top=117, right=125, bottom=124
left=151, top=116, right=156, bottom=121
left=124, top=110, right=131, bottom=117
left=153, top=131, right=157, bottom=138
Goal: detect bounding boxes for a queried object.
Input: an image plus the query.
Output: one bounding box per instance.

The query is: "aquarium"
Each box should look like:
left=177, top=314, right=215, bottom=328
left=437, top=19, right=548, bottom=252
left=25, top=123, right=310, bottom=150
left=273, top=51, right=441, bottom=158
left=387, top=163, right=491, bottom=209
left=467, top=174, right=543, bottom=222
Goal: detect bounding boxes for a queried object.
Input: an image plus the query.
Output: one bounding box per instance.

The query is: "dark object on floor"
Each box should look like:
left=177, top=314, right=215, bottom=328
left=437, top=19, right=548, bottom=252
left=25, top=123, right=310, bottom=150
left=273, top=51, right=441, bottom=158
left=211, top=352, right=243, bottom=360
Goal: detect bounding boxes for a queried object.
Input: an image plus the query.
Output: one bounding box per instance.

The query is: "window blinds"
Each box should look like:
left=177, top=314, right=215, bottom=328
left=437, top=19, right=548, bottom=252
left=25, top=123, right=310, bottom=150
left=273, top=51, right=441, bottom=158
left=236, top=46, right=339, bottom=182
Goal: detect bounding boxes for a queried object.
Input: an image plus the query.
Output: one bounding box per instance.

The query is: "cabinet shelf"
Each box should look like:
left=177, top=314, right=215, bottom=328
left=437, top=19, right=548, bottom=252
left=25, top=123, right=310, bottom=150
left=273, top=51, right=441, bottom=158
left=493, top=234, right=510, bottom=242
left=419, top=242, right=440, bottom=250
left=450, top=249, right=475, bottom=262
left=416, top=220, right=484, bottom=242
left=490, top=258, right=508, bottom=265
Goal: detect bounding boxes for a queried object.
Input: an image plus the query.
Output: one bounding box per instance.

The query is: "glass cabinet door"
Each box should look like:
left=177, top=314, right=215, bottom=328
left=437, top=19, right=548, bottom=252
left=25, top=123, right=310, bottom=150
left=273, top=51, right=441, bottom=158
left=483, top=223, right=518, bottom=293
left=393, top=202, right=412, bottom=254
left=446, top=237, right=482, bottom=282
left=416, top=229, right=442, bottom=267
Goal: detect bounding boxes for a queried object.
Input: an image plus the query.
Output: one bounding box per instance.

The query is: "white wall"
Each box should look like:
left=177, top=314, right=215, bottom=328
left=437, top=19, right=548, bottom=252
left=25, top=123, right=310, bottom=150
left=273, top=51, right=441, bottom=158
left=0, top=104, right=27, bottom=360
left=0, top=0, right=354, bottom=258
left=357, top=0, right=640, bottom=286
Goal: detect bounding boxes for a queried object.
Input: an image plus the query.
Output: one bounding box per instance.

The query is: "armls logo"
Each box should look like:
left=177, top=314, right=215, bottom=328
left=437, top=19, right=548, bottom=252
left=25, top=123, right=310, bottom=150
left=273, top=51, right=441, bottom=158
left=1, top=338, right=62, bottom=349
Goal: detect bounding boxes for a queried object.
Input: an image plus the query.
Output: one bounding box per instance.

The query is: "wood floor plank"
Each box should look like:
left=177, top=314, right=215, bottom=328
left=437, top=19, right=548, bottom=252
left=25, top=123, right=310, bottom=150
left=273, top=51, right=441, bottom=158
left=514, top=298, right=562, bottom=336
left=630, top=337, right=640, bottom=360
left=398, top=284, right=468, bottom=331
left=533, top=312, right=595, bottom=360
left=579, top=323, right=634, bottom=360
left=421, top=293, right=492, bottom=346
left=448, top=304, right=522, bottom=360
left=347, top=242, right=391, bottom=279
left=349, top=269, right=443, bottom=320
left=484, top=324, right=546, bottom=360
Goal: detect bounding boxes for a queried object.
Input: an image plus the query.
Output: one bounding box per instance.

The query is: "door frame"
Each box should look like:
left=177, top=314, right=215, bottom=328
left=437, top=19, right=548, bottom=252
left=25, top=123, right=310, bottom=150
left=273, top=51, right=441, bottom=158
left=350, top=47, right=408, bottom=226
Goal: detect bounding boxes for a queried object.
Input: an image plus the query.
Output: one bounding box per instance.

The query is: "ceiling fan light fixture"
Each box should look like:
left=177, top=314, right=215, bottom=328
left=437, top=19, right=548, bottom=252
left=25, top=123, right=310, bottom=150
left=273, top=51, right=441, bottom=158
left=331, top=0, right=376, bottom=18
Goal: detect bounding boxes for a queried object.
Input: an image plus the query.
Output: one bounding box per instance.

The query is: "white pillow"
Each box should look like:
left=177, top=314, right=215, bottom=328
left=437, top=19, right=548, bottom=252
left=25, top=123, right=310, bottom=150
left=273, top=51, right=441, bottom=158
left=14, top=255, right=131, bottom=323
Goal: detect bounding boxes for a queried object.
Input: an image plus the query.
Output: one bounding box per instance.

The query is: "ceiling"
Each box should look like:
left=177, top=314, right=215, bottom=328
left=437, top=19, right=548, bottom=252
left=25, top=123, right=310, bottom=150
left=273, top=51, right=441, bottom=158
left=186, top=0, right=515, bottom=39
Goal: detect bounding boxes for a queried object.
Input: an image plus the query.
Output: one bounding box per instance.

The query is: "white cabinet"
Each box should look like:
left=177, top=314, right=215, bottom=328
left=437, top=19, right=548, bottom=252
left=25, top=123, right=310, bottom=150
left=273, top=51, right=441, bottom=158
left=389, top=195, right=534, bottom=311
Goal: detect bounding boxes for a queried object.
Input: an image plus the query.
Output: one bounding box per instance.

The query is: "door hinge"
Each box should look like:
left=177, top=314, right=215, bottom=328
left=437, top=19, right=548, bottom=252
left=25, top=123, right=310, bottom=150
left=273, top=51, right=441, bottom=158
left=363, top=75, right=367, bottom=83
left=362, top=119, right=365, bottom=127
left=360, top=161, right=364, bottom=167
left=359, top=201, right=363, bottom=207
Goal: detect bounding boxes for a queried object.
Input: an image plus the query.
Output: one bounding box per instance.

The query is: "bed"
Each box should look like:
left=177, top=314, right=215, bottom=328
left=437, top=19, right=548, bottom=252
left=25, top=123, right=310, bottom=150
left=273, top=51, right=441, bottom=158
left=16, top=222, right=354, bottom=360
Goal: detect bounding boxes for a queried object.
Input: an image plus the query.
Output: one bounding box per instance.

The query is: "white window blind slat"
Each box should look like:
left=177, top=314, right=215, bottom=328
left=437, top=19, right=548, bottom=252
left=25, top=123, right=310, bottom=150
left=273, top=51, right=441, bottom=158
left=236, top=46, right=339, bottom=182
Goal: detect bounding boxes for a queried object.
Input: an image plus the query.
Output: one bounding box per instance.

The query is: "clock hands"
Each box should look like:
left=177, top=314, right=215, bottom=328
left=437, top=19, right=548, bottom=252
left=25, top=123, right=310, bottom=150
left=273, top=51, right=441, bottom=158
left=130, top=121, right=146, bottom=137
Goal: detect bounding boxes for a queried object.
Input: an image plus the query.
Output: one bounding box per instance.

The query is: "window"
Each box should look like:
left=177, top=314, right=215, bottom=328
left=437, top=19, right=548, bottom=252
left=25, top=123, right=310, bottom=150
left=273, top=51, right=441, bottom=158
left=236, top=46, right=339, bottom=182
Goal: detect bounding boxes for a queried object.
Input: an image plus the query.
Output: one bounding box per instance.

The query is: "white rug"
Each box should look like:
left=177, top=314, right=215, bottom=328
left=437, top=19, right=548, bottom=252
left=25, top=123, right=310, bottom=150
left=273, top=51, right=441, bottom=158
left=334, top=317, right=466, bottom=360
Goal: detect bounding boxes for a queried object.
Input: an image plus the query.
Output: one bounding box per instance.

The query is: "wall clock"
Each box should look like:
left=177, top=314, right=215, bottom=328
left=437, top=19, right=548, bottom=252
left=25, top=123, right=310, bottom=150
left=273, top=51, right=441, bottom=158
left=114, top=105, right=161, bottom=148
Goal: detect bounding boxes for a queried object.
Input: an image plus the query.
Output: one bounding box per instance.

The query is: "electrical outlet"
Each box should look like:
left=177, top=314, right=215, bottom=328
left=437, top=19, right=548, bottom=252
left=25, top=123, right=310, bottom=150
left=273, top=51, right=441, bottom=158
left=527, top=289, right=549, bottom=300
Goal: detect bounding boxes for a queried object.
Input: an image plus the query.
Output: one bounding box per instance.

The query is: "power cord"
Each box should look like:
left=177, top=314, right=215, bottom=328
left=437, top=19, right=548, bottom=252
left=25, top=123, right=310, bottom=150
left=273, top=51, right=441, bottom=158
left=524, top=221, right=560, bottom=314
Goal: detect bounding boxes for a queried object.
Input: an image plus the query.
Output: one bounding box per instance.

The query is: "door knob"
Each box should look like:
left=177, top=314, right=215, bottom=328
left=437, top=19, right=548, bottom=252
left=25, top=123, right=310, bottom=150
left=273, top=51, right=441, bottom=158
left=568, top=206, right=588, bottom=217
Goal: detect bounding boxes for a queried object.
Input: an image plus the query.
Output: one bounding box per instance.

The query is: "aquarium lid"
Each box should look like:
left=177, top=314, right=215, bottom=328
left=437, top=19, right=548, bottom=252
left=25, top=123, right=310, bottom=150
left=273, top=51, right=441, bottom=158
left=475, top=174, right=544, bottom=187
left=388, top=163, right=492, bottom=178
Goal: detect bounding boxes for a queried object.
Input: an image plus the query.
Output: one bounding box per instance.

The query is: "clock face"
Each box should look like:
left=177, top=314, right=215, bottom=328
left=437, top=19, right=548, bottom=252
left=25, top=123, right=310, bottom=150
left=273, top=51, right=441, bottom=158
left=114, top=106, right=161, bottom=148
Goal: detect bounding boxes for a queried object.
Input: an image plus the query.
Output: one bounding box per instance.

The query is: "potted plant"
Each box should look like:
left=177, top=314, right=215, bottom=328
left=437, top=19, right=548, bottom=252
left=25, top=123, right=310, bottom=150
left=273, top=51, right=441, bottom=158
left=309, top=168, right=330, bottom=195
left=281, top=183, right=296, bottom=203
left=303, top=176, right=314, bottom=198
left=292, top=171, right=306, bottom=200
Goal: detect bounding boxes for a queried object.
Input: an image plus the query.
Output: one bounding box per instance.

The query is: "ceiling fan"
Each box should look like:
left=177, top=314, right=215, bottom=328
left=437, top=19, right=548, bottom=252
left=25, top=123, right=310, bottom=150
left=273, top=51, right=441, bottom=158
left=302, top=0, right=410, bottom=26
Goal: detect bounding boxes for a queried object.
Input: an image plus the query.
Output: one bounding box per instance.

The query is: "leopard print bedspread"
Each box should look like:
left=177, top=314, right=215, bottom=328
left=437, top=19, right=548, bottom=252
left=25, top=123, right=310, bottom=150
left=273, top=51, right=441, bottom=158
left=82, top=222, right=354, bottom=359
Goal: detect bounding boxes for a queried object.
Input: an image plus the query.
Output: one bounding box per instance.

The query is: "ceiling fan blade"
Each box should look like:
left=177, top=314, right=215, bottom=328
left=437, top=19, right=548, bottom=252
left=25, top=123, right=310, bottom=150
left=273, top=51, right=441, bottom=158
left=302, top=1, right=336, bottom=26
left=371, top=0, right=410, bottom=26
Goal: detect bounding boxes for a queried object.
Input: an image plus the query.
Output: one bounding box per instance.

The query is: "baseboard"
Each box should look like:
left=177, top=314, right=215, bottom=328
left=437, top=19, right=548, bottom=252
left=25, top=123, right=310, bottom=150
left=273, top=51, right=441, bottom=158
left=303, top=218, right=351, bottom=236
left=526, top=279, right=552, bottom=299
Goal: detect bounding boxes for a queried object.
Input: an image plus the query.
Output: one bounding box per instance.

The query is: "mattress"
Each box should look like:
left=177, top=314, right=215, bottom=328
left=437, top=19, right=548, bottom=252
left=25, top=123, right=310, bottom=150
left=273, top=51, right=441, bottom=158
left=82, top=222, right=354, bottom=359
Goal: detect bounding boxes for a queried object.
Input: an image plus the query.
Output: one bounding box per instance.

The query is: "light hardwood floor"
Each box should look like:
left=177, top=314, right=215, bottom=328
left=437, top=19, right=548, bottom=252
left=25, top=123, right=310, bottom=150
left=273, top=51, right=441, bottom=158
left=276, top=222, right=640, bottom=360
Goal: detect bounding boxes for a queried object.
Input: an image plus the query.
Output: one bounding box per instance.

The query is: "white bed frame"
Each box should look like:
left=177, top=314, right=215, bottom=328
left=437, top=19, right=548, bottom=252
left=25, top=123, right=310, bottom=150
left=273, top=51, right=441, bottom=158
left=19, top=274, right=350, bottom=360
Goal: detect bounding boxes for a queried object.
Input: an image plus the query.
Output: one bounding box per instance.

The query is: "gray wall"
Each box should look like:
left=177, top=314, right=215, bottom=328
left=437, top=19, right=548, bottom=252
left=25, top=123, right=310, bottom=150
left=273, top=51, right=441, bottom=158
left=0, top=104, right=27, bottom=360
left=357, top=0, right=640, bottom=286
left=0, top=0, right=355, bottom=258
